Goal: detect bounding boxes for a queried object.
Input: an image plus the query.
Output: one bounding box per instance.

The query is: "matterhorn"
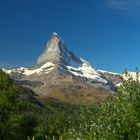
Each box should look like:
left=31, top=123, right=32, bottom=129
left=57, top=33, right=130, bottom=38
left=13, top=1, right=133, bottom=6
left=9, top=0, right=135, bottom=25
left=3, top=33, right=121, bottom=103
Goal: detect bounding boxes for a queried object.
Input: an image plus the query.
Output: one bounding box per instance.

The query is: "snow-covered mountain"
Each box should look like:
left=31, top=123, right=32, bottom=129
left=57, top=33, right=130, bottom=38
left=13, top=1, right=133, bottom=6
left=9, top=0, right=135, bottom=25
left=3, top=32, right=110, bottom=84
left=2, top=33, right=118, bottom=104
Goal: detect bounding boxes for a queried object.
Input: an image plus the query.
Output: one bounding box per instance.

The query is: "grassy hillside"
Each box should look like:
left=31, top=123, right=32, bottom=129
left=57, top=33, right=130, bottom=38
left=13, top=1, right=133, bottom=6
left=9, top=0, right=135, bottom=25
left=0, top=69, right=42, bottom=140
left=0, top=70, right=140, bottom=140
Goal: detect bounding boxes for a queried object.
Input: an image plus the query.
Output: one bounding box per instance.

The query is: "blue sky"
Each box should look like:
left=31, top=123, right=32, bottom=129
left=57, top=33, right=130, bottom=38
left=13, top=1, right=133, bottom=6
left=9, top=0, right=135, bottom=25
left=0, top=0, right=140, bottom=73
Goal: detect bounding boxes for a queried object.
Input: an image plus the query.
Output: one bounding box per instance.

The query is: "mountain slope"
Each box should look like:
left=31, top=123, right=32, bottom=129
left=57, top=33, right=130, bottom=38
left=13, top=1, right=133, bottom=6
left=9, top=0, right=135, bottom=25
left=2, top=33, right=117, bottom=104
left=98, top=70, right=123, bottom=86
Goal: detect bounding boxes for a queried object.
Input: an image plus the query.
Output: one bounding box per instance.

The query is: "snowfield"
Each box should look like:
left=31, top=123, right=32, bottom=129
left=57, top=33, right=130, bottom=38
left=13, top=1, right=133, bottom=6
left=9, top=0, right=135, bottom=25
left=3, top=62, right=55, bottom=76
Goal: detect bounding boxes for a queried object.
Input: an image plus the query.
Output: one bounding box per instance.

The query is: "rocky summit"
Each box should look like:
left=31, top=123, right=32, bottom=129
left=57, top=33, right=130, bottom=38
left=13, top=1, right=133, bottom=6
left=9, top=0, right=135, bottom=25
left=3, top=33, right=121, bottom=104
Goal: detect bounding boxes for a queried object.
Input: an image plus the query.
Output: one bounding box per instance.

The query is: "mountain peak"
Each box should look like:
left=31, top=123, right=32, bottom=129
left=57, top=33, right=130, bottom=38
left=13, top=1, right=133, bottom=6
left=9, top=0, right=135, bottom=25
left=36, top=33, right=110, bottom=84
left=37, top=33, right=82, bottom=66
left=51, top=32, right=59, bottom=40
left=52, top=32, right=58, bottom=36
left=37, top=33, right=65, bottom=65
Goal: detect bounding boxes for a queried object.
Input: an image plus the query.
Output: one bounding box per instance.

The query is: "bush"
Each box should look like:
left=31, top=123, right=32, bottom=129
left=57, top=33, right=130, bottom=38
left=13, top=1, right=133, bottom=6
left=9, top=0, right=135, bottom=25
left=90, top=71, right=140, bottom=139
left=0, top=70, right=37, bottom=140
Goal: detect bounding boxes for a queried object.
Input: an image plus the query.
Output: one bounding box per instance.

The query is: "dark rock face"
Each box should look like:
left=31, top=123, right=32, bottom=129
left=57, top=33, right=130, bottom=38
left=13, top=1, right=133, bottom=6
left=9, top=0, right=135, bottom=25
left=98, top=71, right=123, bottom=85
left=16, top=80, right=44, bottom=88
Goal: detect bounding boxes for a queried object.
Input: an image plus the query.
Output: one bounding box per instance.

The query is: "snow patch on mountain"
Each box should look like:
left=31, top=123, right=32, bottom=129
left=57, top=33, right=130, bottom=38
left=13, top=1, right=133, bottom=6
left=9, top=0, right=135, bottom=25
left=98, top=70, right=121, bottom=76
left=66, top=58, right=107, bottom=83
left=67, top=65, right=107, bottom=83
left=3, top=62, right=55, bottom=76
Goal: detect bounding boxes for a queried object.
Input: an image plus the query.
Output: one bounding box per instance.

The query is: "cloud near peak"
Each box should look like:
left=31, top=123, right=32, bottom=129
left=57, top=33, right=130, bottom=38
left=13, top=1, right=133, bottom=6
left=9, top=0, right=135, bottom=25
left=107, top=0, right=140, bottom=10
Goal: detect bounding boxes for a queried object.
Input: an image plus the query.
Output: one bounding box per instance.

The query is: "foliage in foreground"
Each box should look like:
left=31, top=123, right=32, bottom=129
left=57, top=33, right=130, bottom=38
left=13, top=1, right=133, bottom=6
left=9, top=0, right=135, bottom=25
left=0, top=70, right=38, bottom=140
left=0, top=69, right=140, bottom=139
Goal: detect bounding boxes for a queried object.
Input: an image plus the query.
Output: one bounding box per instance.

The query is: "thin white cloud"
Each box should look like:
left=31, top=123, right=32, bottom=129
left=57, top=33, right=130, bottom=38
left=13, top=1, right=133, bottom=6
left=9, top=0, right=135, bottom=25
left=107, top=0, right=140, bottom=10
